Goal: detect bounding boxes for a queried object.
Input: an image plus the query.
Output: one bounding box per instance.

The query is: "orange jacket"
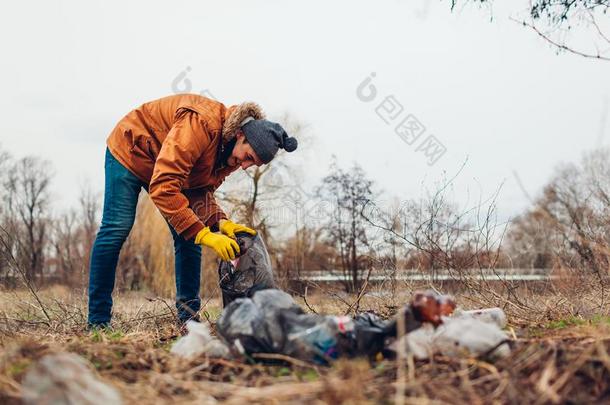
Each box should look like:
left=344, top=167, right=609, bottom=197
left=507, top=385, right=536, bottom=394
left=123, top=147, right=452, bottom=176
left=106, top=94, right=265, bottom=240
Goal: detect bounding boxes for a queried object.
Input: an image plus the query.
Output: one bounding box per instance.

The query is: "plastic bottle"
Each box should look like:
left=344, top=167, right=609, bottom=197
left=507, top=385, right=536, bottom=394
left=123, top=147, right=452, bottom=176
left=287, top=316, right=354, bottom=364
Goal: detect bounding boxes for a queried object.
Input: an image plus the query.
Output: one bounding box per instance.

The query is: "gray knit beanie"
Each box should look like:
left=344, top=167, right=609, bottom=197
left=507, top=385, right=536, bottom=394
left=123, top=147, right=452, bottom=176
left=240, top=118, right=297, bottom=164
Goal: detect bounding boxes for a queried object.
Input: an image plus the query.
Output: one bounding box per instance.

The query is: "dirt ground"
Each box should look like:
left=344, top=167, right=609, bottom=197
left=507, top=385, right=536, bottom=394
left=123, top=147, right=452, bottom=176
left=1, top=286, right=609, bottom=404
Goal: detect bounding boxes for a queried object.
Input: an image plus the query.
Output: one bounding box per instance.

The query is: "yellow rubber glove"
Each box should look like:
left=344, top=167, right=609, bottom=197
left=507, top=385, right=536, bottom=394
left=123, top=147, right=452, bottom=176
left=219, top=219, right=256, bottom=239
left=194, top=227, right=240, bottom=261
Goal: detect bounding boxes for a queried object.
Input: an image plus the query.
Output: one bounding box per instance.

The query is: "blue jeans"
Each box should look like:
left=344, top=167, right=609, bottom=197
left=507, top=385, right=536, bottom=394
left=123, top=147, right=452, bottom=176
left=88, top=148, right=202, bottom=325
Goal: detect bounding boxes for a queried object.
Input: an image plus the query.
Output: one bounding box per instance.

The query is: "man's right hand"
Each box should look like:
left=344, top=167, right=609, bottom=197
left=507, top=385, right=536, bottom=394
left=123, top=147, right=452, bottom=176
left=194, top=227, right=240, bottom=261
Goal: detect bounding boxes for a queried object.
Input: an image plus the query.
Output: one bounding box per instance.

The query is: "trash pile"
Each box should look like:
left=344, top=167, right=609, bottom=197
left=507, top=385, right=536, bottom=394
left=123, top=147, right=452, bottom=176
left=173, top=232, right=512, bottom=364
left=216, top=290, right=511, bottom=363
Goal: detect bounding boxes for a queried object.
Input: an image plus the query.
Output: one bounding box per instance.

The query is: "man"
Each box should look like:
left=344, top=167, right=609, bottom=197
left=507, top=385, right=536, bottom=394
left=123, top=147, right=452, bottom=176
left=88, top=94, right=298, bottom=328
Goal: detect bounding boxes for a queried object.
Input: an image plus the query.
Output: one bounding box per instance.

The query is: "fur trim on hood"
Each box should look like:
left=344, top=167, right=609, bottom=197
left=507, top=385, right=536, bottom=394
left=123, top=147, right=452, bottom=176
left=222, top=102, right=266, bottom=143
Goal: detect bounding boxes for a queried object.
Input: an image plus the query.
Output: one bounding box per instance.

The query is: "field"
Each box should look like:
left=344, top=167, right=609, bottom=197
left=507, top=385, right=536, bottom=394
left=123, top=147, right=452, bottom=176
left=1, top=286, right=610, bottom=404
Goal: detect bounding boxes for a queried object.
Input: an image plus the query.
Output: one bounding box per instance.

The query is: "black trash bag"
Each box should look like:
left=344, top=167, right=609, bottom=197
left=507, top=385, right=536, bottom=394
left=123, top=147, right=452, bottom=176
left=216, top=289, right=400, bottom=364
left=347, top=312, right=392, bottom=358
left=342, top=312, right=423, bottom=360
left=218, top=232, right=276, bottom=306
left=216, top=289, right=302, bottom=356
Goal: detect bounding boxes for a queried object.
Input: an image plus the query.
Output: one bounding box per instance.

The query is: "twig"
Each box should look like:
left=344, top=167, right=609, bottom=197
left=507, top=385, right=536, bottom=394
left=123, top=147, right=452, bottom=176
left=146, top=296, right=178, bottom=323
left=511, top=17, right=610, bottom=61
left=344, top=266, right=372, bottom=315
left=301, top=285, right=318, bottom=314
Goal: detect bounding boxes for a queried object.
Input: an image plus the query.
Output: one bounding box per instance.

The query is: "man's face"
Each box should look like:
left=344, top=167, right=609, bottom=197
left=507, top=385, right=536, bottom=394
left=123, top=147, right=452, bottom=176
left=228, top=131, right=264, bottom=170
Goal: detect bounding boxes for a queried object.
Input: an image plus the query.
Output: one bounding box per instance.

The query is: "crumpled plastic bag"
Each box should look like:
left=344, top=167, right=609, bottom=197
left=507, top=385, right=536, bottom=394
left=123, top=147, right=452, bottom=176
left=403, top=310, right=510, bottom=360
left=435, top=316, right=510, bottom=358
left=22, top=352, right=122, bottom=405
left=453, top=307, right=507, bottom=328
left=171, top=320, right=231, bottom=359
left=400, top=323, right=435, bottom=359
left=218, top=232, right=276, bottom=306
left=216, top=289, right=304, bottom=356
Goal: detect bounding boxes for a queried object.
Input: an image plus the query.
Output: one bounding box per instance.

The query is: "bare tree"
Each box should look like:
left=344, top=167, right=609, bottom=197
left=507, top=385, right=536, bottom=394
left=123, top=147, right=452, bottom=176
left=317, top=159, right=375, bottom=292
left=0, top=144, right=11, bottom=283
left=367, top=198, right=408, bottom=295
left=502, top=148, right=610, bottom=313
left=3, top=156, right=53, bottom=284
left=78, top=183, right=100, bottom=275
left=49, top=209, right=79, bottom=284
left=507, top=148, right=610, bottom=280
left=504, top=208, right=555, bottom=269
left=47, top=184, right=100, bottom=288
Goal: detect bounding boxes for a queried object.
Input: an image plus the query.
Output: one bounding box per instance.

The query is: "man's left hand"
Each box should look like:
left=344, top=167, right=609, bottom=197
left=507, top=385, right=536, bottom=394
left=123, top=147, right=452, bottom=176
left=219, top=219, right=256, bottom=239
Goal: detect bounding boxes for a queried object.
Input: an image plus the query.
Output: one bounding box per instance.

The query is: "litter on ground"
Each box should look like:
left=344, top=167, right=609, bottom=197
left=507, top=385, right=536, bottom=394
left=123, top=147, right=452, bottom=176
left=172, top=232, right=512, bottom=364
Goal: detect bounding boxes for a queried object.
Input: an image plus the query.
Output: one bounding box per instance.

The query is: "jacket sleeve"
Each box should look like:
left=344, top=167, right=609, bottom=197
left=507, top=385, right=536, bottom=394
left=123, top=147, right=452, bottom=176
left=184, top=186, right=228, bottom=233
left=149, top=110, right=219, bottom=240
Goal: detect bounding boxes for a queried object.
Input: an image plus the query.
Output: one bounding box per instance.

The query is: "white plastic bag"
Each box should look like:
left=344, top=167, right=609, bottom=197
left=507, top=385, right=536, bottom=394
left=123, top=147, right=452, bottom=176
left=171, top=321, right=231, bottom=359
left=434, top=316, right=510, bottom=359
left=403, top=324, right=437, bottom=359
left=401, top=311, right=510, bottom=360
left=453, top=307, right=507, bottom=328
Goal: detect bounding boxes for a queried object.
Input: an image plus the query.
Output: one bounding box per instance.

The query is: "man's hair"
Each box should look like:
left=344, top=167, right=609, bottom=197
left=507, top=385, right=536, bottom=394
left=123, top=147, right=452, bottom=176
left=239, top=130, right=249, bottom=145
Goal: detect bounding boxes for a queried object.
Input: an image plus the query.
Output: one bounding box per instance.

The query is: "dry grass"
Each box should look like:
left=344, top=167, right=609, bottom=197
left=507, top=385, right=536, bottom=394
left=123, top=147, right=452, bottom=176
left=1, top=287, right=610, bottom=404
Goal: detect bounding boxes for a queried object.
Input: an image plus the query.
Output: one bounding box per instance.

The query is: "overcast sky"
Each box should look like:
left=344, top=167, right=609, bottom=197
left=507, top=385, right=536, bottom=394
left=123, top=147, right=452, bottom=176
left=1, top=0, right=608, bottom=222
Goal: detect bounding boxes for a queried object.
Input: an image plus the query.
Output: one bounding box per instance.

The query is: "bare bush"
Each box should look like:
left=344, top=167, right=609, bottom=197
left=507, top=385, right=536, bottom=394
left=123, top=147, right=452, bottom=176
left=362, top=168, right=541, bottom=317
left=506, top=148, right=610, bottom=313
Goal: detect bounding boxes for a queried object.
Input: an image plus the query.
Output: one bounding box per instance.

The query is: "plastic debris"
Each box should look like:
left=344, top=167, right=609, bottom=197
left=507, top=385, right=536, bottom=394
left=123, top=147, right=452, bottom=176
left=409, top=290, right=456, bottom=326
left=454, top=307, right=507, bottom=328
left=216, top=289, right=306, bottom=356
left=401, top=323, right=437, bottom=359
left=215, top=289, right=464, bottom=364
left=178, top=226, right=512, bottom=364
left=434, top=316, right=510, bottom=359
left=216, top=289, right=358, bottom=363
left=402, top=314, right=510, bottom=360
left=22, top=352, right=122, bottom=405
left=171, top=320, right=231, bottom=359
left=218, top=232, right=276, bottom=306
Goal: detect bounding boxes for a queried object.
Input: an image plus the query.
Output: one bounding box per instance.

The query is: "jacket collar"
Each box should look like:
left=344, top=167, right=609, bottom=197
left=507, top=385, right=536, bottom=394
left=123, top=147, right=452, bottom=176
left=220, top=102, right=266, bottom=144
